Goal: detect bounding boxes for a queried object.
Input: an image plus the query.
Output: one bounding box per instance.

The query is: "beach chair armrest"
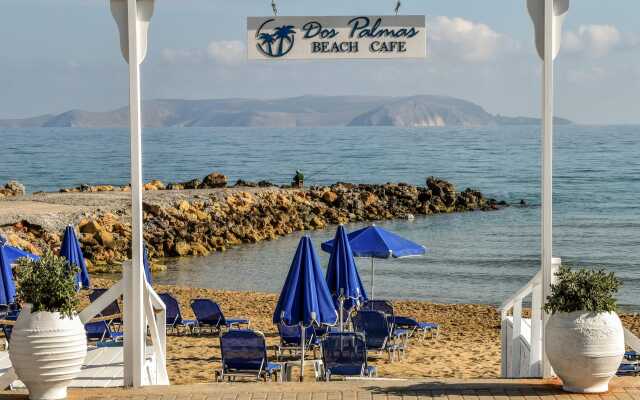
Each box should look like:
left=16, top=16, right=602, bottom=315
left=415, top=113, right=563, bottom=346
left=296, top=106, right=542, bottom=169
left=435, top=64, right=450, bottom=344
left=265, top=362, right=281, bottom=374
left=226, top=318, right=250, bottom=327
left=393, top=328, right=410, bottom=338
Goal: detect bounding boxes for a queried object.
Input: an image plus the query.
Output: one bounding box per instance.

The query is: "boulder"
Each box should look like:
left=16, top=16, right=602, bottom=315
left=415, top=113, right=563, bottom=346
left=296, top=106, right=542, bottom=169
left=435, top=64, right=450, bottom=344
left=166, top=183, right=184, bottom=190
left=0, top=181, right=26, bottom=198
left=202, top=172, right=227, bottom=188
left=95, top=229, right=115, bottom=249
left=148, top=180, right=166, bottom=190
left=174, top=241, right=191, bottom=257
left=182, top=179, right=201, bottom=190
left=178, top=200, right=191, bottom=212
left=79, top=220, right=103, bottom=234
left=322, top=191, right=338, bottom=204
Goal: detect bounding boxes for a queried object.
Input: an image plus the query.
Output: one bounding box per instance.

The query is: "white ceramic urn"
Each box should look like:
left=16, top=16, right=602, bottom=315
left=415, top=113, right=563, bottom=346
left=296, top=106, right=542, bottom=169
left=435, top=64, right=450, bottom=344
left=546, top=311, right=624, bottom=393
left=9, top=304, right=87, bottom=400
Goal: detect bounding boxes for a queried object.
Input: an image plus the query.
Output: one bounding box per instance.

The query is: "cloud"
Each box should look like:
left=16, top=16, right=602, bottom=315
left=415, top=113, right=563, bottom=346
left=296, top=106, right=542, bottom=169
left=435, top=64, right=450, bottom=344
left=564, top=25, right=621, bottom=57
left=206, top=41, right=245, bottom=65
left=430, top=16, right=519, bottom=62
left=563, top=24, right=634, bottom=58
left=160, top=40, right=245, bottom=66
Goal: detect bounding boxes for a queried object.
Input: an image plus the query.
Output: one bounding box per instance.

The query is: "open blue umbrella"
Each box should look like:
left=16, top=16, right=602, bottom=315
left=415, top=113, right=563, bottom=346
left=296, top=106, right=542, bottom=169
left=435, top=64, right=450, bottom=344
left=325, top=225, right=367, bottom=331
left=273, top=236, right=337, bottom=380
left=321, top=224, right=427, bottom=299
left=0, top=244, right=38, bottom=305
left=2, top=245, right=40, bottom=266
left=61, top=225, right=91, bottom=289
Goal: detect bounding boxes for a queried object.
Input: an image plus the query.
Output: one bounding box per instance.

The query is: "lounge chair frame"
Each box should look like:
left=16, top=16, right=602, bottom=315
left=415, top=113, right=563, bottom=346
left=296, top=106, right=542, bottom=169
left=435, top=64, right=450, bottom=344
left=216, top=329, right=280, bottom=382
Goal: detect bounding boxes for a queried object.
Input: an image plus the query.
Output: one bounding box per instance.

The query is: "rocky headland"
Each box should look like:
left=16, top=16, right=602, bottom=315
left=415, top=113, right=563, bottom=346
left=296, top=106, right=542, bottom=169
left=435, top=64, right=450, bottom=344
left=0, top=175, right=506, bottom=273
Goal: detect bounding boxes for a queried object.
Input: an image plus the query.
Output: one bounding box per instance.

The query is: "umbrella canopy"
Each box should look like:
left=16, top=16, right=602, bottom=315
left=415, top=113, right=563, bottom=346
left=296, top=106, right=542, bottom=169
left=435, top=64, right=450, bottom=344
left=273, top=236, right=337, bottom=327
left=61, top=225, right=91, bottom=289
left=321, top=225, right=427, bottom=258
left=321, top=225, right=427, bottom=299
left=1, top=245, right=40, bottom=266
left=0, top=246, right=16, bottom=305
left=325, top=225, right=367, bottom=309
left=143, top=246, right=152, bottom=285
left=0, top=245, right=38, bottom=305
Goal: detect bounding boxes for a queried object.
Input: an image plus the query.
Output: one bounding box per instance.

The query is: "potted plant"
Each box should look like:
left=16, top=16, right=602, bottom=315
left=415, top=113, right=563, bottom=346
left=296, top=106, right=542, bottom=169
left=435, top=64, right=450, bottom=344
left=544, top=266, right=625, bottom=393
left=10, top=251, right=87, bottom=400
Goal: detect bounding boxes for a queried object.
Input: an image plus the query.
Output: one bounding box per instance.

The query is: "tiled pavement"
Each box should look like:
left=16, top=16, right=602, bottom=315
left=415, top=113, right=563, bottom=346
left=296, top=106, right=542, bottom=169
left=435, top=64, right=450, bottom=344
left=2, top=378, right=639, bottom=400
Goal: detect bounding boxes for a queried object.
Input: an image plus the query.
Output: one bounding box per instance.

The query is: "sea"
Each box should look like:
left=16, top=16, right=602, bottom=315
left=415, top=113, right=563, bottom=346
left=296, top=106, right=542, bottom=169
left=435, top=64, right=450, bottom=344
left=1, top=125, right=639, bottom=310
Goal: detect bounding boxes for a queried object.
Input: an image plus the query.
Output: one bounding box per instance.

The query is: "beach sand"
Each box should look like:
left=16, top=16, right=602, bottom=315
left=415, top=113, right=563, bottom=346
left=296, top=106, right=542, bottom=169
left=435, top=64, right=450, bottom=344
left=86, top=279, right=639, bottom=385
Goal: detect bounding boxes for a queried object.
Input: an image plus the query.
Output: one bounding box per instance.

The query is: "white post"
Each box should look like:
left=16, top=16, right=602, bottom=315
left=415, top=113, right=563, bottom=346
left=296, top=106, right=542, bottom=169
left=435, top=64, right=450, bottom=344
left=123, top=0, right=145, bottom=387
left=527, top=0, right=570, bottom=379
left=511, top=301, right=523, bottom=377
left=540, top=0, right=555, bottom=378
left=530, top=280, right=543, bottom=376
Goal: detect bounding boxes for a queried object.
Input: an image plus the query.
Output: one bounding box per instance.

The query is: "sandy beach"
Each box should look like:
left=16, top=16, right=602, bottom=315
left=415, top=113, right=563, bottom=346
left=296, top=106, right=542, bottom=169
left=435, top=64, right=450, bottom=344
left=84, top=279, right=640, bottom=385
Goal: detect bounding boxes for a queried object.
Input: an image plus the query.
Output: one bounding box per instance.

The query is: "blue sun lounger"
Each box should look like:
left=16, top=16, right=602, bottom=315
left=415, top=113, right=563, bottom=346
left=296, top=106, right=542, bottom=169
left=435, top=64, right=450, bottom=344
left=618, top=351, right=639, bottom=376
left=89, top=288, right=123, bottom=331
left=353, top=310, right=408, bottom=361
left=320, top=332, right=376, bottom=381
left=275, top=323, right=321, bottom=360
left=190, top=299, right=250, bottom=335
left=159, top=293, right=197, bottom=335
left=216, top=329, right=281, bottom=382
left=363, top=299, right=439, bottom=340
left=85, top=320, right=123, bottom=343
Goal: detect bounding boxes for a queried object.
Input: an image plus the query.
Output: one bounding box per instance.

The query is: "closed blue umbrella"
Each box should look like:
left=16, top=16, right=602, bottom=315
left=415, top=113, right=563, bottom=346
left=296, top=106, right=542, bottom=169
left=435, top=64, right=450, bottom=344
left=0, top=245, right=38, bottom=305
left=0, top=247, right=16, bottom=305
left=143, top=245, right=152, bottom=285
left=325, top=225, right=367, bottom=331
left=61, top=225, right=91, bottom=289
left=273, top=236, right=337, bottom=380
left=321, top=225, right=427, bottom=299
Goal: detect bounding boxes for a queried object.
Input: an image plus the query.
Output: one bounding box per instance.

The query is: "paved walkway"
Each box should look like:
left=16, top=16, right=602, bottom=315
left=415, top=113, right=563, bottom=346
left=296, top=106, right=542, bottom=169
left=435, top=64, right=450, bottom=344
left=3, top=378, right=640, bottom=400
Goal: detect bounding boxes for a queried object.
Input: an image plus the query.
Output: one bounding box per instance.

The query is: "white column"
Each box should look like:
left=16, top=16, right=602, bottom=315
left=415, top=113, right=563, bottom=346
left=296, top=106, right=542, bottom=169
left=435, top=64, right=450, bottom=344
left=123, top=0, right=146, bottom=387
left=540, top=0, right=554, bottom=379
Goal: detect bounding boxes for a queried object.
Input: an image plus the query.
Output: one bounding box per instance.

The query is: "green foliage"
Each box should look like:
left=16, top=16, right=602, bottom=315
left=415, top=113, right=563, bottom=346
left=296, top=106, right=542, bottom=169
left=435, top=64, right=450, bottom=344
left=544, top=266, right=622, bottom=314
left=294, top=170, right=304, bottom=183
left=15, top=250, right=80, bottom=318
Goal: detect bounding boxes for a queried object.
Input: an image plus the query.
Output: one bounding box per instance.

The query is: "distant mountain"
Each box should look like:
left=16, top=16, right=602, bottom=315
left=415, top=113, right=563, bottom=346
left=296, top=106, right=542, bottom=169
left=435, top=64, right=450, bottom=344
left=0, top=95, right=573, bottom=128
left=348, top=95, right=494, bottom=127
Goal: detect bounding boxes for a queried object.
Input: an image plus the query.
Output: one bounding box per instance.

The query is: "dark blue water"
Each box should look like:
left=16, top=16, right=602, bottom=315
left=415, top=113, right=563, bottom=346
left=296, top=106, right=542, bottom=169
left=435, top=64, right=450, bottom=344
left=1, top=125, right=639, bottom=309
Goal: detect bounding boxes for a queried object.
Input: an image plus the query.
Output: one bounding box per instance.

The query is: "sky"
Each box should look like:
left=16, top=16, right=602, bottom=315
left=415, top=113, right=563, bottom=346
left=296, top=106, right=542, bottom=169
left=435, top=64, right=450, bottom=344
left=0, top=1, right=638, bottom=124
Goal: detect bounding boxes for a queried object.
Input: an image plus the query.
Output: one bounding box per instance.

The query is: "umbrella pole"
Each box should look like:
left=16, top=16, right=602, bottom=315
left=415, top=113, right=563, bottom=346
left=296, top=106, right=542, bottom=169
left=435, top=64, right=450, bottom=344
left=339, top=296, right=344, bottom=332
left=300, top=323, right=305, bottom=382
left=370, top=257, right=375, bottom=300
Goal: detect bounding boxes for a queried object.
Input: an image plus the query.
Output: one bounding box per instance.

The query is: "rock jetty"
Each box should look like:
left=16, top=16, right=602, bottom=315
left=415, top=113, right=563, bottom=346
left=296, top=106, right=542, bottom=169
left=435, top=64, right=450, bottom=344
left=0, top=174, right=505, bottom=273
left=0, top=181, right=25, bottom=198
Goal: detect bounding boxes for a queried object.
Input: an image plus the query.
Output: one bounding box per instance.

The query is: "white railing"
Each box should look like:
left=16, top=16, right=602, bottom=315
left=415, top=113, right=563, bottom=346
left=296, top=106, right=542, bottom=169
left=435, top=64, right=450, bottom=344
left=625, top=328, right=640, bottom=353
left=79, top=277, right=168, bottom=386
left=500, top=258, right=561, bottom=378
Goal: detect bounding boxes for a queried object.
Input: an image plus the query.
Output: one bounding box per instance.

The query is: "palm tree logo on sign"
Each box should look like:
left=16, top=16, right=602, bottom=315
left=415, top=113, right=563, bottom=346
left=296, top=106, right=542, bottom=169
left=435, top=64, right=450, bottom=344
left=256, top=19, right=296, bottom=58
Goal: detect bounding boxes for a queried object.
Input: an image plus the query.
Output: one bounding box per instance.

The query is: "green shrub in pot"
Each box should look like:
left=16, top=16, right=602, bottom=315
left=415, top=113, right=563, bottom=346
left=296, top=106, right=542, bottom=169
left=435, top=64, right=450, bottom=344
left=11, top=250, right=87, bottom=400
left=544, top=266, right=625, bottom=394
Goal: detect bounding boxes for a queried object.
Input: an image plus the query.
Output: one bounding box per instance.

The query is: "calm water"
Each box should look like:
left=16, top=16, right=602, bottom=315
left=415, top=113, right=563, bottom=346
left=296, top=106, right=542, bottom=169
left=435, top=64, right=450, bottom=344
left=1, top=125, right=639, bottom=309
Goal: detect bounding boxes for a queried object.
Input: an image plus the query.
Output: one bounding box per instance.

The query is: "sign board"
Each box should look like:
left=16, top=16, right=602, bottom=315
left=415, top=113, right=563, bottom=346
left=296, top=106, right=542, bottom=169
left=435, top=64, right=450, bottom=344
left=247, top=16, right=427, bottom=60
